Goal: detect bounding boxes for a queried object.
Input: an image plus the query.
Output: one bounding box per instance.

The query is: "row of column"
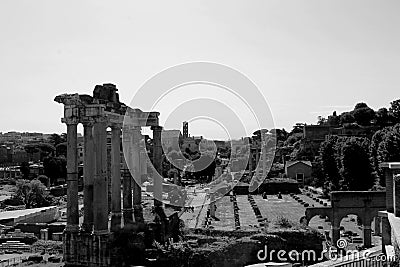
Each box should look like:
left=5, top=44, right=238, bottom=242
left=65, top=118, right=164, bottom=234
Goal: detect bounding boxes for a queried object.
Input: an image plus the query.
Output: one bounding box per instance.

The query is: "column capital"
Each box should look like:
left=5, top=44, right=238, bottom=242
left=61, top=117, right=79, bottom=125
left=81, top=117, right=96, bottom=127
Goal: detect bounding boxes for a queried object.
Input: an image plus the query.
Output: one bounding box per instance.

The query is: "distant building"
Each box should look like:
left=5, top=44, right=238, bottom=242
left=182, top=121, right=188, bottom=138
left=181, top=137, right=198, bottom=153
left=285, top=160, right=312, bottom=184
left=161, top=130, right=182, bottom=153
left=302, top=124, right=379, bottom=160
left=11, top=149, right=28, bottom=164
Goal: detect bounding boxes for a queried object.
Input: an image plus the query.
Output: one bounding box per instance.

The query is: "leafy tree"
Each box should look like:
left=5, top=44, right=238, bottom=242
left=375, top=108, right=391, bottom=127
left=37, top=175, right=50, bottom=187
left=320, top=136, right=340, bottom=192
left=390, top=99, right=400, bottom=123
left=20, top=162, right=30, bottom=179
left=55, top=142, right=67, bottom=157
left=338, top=137, right=374, bottom=190
left=285, top=132, right=303, bottom=146
left=373, top=124, right=400, bottom=184
left=48, top=133, right=66, bottom=147
left=43, top=156, right=67, bottom=185
left=310, top=159, right=325, bottom=187
left=290, top=124, right=304, bottom=134
left=14, top=179, right=51, bottom=208
left=317, top=116, right=327, bottom=125
left=24, top=143, right=55, bottom=161
left=340, top=112, right=355, bottom=124
left=352, top=103, right=375, bottom=126
left=355, top=102, right=369, bottom=109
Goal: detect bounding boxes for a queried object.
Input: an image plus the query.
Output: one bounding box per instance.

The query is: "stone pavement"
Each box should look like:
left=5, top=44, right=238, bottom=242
left=179, top=188, right=208, bottom=228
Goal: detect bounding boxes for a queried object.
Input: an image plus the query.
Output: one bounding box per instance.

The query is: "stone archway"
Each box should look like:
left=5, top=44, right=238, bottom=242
left=304, top=191, right=385, bottom=248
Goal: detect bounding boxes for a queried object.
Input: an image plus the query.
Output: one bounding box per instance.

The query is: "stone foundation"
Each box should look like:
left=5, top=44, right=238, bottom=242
left=64, top=231, right=111, bottom=266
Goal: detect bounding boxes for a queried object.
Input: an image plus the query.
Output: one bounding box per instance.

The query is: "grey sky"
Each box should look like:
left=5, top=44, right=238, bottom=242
left=0, top=0, right=399, bottom=139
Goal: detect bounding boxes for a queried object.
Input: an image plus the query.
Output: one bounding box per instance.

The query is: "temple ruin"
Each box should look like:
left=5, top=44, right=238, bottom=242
left=54, top=83, right=169, bottom=266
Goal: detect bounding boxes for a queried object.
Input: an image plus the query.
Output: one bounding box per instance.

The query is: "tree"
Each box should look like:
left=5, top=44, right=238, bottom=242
left=14, top=179, right=51, bottom=209
left=339, top=137, right=374, bottom=190
left=20, top=162, right=30, bottom=179
left=317, top=116, right=327, bottom=125
left=285, top=132, right=303, bottom=146
left=372, top=124, right=400, bottom=185
left=355, top=102, right=369, bottom=109
left=319, top=136, right=340, bottom=192
left=320, top=136, right=375, bottom=192
left=389, top=99, right=400, bottom=123
left=375, top=108, right=391, bottom=127
left=43, top=156, right=66, bottom=185
left=37, top=175, right=50, bottom=187
left=370, top=128, right=389, bottom=185
left=24, top=143, right=55, bottom=161
left=340, top=112, right=355, bottom=124
left=55, top=142, right=67, bottom=157
left=48, top=133, right=66, bottom=147
left=352, top=104, right=375, bottom=126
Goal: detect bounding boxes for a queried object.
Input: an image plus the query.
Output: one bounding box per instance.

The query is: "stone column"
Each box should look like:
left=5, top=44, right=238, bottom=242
left=255, top=148, right=260, bottom=179
left=82, top=121, right=95, bottom=232
left=122, top=128, right=133, bottom=228
left=65, top=121, right=79, bottom=232
left=331, top=226, right=340, bottom=247
left=132, top=127, right=144, bottom=223
left=363, top=225, right=372, bottom=248
left=374, top=216, right=381, bottom=236
left=93, top=119, right=108, bottom=234
left=152, top=126, right=167, bottom=243
left=110, top=126, right=122, bottom=231
left=331, top=216, right=341, bottom=248
left=380, top=212, right=391, bottom=253
left=394, top=174, right=400, bottom=217
left=140, top=139, right=148, bottom=182
left=249, top=149, right=253, bottom=172
left=152, top=126, right=163, bottom=207
left=261, top=132, right=267, bottom=178
left=381, top=163, right=394, bottom=213
left=210, top=193, right=216, bottom=217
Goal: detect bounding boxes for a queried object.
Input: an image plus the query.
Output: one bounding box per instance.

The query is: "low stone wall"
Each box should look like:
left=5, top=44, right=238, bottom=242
left=64, top=232, right=111, bottom=267
left=14, top=223, right=65, bottom=240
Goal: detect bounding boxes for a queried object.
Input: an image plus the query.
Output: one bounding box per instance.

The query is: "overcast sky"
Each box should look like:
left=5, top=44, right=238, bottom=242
left=0, top=0, right=399, bottom=139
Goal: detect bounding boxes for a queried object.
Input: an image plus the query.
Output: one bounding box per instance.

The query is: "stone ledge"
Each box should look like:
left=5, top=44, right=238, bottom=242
left=388, top=212, right=400, bottom=250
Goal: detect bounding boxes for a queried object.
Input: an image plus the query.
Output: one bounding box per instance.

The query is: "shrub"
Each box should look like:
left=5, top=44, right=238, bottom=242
left=275, top=216, right=293, bottom=228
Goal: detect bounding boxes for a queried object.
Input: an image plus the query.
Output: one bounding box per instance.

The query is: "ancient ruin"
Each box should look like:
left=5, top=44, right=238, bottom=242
left=54, top=84, right=171, bottom=266
left=304, top=191, right=386, bottom=248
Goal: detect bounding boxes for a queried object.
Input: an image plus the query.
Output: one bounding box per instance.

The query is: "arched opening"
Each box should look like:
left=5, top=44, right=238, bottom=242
left=306, top=214, right=332, bottom=257
left=308, top=214, right=331, bottom=234
left=339, top=214, right=363, bottom=250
